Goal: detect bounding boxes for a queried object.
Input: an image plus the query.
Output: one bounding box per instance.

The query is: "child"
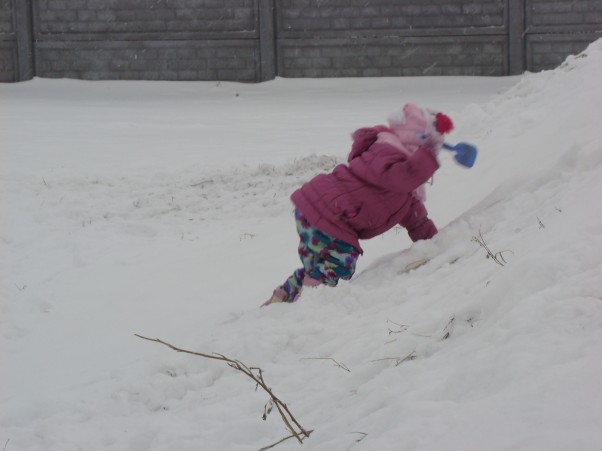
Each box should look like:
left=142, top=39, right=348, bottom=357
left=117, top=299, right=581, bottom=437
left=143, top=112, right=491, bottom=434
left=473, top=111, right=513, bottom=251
left=262, top=103, right=454, bottom=306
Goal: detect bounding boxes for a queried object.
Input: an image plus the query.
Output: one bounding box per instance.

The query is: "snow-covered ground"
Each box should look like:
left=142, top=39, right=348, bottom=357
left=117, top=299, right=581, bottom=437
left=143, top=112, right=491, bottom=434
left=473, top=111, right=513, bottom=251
left=1, top=40, right=601, bottom=451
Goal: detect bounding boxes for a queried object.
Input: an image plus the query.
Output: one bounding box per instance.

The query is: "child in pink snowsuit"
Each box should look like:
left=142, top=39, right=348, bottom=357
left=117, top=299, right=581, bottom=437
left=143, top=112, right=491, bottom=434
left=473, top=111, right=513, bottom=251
left=263, top=103, right=454, bottom=306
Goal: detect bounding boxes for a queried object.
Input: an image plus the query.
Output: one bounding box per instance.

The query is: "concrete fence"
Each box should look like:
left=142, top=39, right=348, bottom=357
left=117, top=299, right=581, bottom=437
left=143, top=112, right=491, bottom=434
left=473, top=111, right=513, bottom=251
left=1, top=0, right=601, bottom=82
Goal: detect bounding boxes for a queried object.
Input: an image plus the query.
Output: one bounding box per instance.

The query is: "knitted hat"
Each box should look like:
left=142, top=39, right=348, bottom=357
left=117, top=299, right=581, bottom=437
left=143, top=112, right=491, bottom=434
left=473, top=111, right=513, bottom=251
left=388, top=103, right=454, bottom=142
left=385, top=103, right=454, bottom=203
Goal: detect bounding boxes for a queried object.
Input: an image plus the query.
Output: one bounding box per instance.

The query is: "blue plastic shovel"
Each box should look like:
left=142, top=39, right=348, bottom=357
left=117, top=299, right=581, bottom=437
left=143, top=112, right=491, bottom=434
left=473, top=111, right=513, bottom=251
left=443, top=142, right=478, bottom=168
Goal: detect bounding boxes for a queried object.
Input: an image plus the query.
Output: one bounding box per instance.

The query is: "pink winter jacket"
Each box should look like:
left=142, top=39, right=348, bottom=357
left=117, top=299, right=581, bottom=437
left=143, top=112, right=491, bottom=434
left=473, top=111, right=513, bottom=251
left=291, top=126, right=439, bottom=253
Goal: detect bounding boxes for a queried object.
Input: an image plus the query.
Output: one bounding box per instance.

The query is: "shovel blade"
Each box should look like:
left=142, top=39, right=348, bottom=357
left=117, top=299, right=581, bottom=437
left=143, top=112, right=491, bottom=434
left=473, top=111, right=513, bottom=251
left=453, top=143, right=477, bottom=168
left=443, top=142, right=478, bottom=168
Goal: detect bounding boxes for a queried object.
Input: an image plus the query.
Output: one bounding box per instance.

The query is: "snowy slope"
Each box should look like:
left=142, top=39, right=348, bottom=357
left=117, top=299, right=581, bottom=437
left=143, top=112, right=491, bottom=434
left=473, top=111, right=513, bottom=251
left=1, top=41, right=601, bottom=451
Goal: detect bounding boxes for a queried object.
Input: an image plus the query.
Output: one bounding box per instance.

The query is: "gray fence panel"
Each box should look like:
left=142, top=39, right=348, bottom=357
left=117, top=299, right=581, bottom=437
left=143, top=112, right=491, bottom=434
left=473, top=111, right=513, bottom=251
left=1, top=0, right=601, bottom=82
left=33, top=0, right=260, bottom=81
left=278, top=36, right=508, bottom=77
left=525, top=0, right=602, bottom=71
left=0, top=0, right=16, bottom=81
left=276, top=0, right=509, bottom=77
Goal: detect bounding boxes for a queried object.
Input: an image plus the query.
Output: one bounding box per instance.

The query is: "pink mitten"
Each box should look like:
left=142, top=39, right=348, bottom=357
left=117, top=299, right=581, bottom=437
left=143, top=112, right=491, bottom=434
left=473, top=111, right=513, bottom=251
left=260, top=288, right=288, bottom=307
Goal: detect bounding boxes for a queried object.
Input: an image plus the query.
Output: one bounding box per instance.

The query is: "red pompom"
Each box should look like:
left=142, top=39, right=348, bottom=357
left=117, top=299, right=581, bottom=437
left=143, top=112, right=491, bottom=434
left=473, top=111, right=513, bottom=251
left=435, top=113, right=454, bottom=134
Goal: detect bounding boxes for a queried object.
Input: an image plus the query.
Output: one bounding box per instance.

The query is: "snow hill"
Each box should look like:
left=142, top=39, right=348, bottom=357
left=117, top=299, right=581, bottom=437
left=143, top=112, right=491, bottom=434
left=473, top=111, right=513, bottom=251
left=1, top=40, right=601, bottom=450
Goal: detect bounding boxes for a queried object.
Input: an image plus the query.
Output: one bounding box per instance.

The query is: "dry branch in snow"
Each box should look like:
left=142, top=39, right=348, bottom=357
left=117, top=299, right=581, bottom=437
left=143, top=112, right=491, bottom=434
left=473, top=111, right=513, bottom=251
left=300, top=357, right=351, bottom=372
left=135, top=334, right=311, bottom=446
left=471, top=229, right=514, bottom=266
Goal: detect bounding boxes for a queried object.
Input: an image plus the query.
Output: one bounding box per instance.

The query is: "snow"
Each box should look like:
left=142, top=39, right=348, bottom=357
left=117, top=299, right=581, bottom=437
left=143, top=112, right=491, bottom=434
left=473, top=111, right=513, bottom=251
left=1, top=40, right=601, bottom=451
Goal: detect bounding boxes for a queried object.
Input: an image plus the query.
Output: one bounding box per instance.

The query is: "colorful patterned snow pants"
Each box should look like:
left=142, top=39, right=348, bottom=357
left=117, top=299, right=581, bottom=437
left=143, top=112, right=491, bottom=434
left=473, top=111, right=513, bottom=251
left=277, top=209, right=360, bottom=302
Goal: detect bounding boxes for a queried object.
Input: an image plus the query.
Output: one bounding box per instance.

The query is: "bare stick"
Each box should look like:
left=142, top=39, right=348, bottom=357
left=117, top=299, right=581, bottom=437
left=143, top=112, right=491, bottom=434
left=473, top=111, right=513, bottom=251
left=300, top=357, right=351, bottom=372
left=135, top=334, right=311, bottom=443
left=371, top=351, right=417, bottom=367
left=471, top=229, right=513, bottom=266
left=386, top=319, right=431, bottom=338
left=350, top=432, right=368, bottom=443
left=253, top=367, right=307, bottom=443
left=386, top=319, right=408, bottom=335
left=258, top=430, right=315, bottom=451
left=441, top=317, right=456, bottom=341
left=190, top=178, right=214, bottom=188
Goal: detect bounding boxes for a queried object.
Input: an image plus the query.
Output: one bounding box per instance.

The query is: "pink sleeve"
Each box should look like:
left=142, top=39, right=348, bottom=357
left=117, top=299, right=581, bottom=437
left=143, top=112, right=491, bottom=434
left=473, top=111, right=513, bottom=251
left=400, top=197, right=438, bottom=242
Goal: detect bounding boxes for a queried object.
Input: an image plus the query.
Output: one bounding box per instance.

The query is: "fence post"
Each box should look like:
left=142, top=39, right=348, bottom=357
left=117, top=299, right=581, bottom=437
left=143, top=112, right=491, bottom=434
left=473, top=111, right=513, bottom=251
left=508, top=0, right=526, bottom=75
left=258, top=0, right=276, bottom=81
left=13, top=0, right=34, bottom=81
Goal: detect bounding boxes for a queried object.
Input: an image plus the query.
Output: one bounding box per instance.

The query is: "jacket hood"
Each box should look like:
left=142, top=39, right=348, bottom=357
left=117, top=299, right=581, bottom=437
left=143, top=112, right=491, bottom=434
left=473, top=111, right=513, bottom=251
left=348, top=125, right=389, bottom=162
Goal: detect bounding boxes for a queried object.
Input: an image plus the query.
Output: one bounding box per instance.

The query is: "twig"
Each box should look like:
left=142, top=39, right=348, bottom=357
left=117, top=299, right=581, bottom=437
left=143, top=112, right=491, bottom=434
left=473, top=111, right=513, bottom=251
left=190, top=179, right=214, bottom=188
left=537, top=217, right=545, bottom=229
left=258, top=430, right=314, bottom=451
left=253, top=367, right=305, bottom=442
left=471, top=229, right=513, bottom=266
left=135, top=335, right=311, bottom=443
left=386, top=319, right=408, bottom=335
left=350, top=432, right=368, bottom=443
left=386, top=319, right=431, bottom=338
left=262, top=399, right=274, bottom=420
left=371, top=351, right=417, bottom=367
left=300, top=357, right=350, bottom=372
left=3, top=438, right=9, bottom=451
left=441, top=317, right=456, bottom=341
left=466, top=317, right=477, bottom=328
